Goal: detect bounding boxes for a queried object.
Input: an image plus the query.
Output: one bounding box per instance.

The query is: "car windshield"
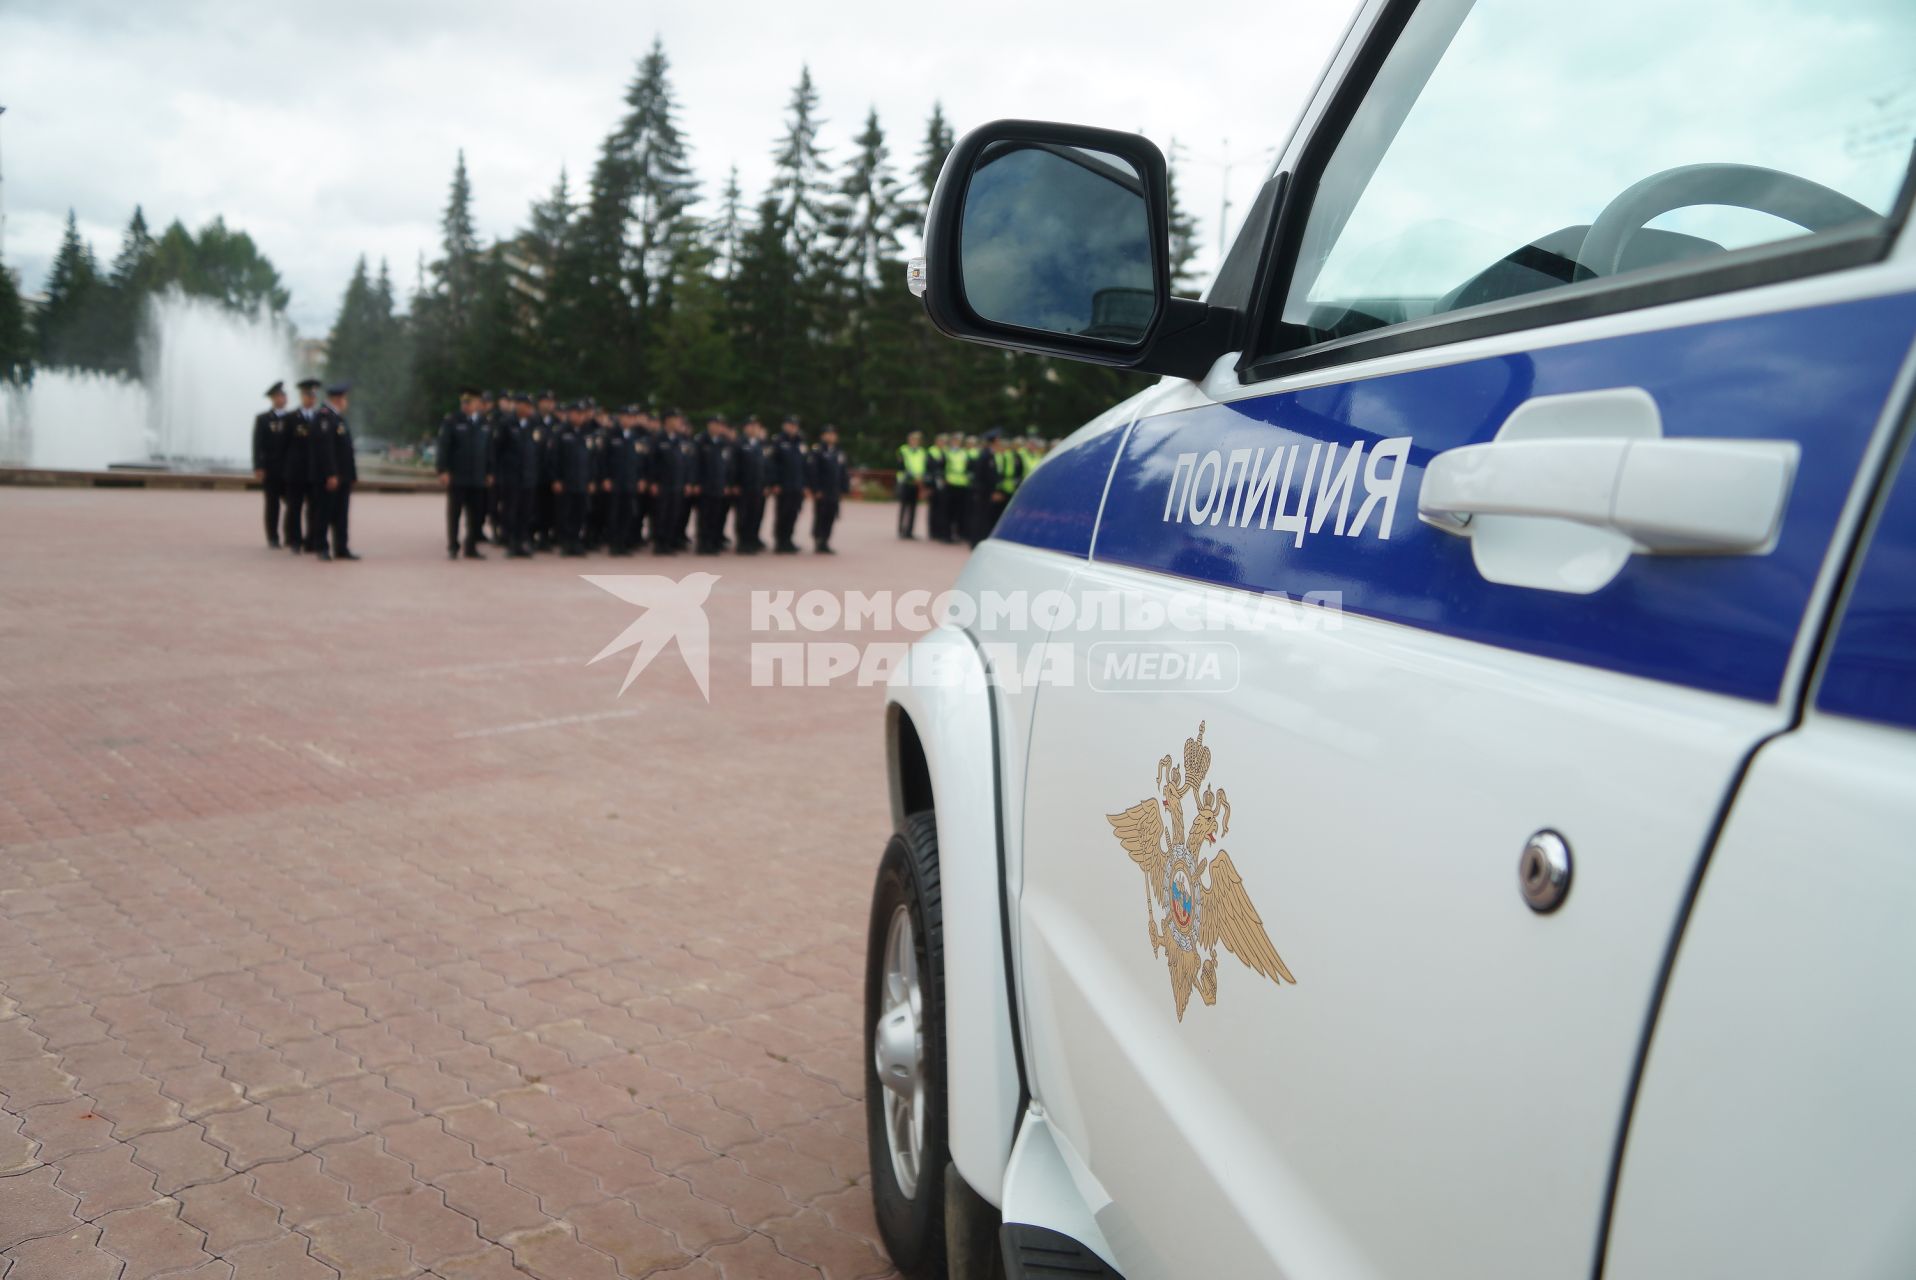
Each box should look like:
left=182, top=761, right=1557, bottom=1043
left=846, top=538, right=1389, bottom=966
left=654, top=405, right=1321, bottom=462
left=1281, top=0, right=1916, bottom=344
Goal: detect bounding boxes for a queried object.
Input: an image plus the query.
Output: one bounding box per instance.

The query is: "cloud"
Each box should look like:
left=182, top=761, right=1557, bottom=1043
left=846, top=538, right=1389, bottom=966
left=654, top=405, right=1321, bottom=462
left=0, top=0, right=1357, bottom=335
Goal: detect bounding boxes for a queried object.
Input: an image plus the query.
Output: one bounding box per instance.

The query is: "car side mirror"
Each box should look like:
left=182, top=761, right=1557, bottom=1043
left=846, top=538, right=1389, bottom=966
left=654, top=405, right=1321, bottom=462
left=913, top=120, right=1238, bottom=381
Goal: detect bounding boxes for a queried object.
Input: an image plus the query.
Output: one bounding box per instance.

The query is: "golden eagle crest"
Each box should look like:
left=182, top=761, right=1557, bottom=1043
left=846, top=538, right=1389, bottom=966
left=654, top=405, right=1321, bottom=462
left=1107, top=721, right=1295, bottom=1020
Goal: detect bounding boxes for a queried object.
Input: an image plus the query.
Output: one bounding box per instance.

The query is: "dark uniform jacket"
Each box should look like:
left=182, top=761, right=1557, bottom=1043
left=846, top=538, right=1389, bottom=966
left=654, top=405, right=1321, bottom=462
left=253, top=409, right=288, bottom=476
left=735, top=438, right=768, bottom=493
left=696, top=433, right=735, bottom=492
left=320, top=407, right=356, bottom=484
left=493, top=416, right=542, bottom=489
left=607, top=428, right=648, bottom=493
left=308, top=409, right=341, bottom=484
left=969, top=446, right=999, bottom=493
left=807, top=444, right=852, bottom=496
left=437, top=412, right=492, bottom=486
left=553, top=425, right=592, bottom=493
left=285, top=407, right=328, bottom=484
left=771, top=435, right=808, bottom=491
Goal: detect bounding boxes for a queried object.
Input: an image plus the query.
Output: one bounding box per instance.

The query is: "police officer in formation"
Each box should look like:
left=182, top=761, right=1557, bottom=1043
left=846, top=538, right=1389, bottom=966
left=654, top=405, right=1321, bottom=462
left=253, top=381, right=290, bottom=547
left=809, top=424, right=851, bottom=554
left=419, top=388, right=1053, bottom=561
left=436, top=389, right=493, bottom=559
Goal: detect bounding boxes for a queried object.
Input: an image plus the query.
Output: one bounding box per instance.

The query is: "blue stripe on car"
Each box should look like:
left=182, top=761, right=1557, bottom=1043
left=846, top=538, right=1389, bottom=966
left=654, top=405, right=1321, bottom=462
left=994, top=292, right=1916, bottom=703
left=1819, top=432, right=1916, bottom=730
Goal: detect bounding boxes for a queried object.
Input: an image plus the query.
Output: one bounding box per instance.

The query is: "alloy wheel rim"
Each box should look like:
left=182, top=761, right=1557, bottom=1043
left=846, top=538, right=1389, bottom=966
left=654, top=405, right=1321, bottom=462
left=874, top=902, right=926, bottom=1198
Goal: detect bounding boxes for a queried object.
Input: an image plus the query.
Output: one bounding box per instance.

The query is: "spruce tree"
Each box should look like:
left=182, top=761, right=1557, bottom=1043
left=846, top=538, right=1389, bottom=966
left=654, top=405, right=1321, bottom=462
left=615, top=37, right=699, bottom=333
left=0, top=264, right=31, bottom=384
left=906, top=102, right=956, bottom=233
left=435, top=151, right=481, bottom=333
left=37, top=211, right=113, bottom=371
left=709, top=166, right=745, bottom=282
left=769, top=66, right=831, bottom=271
left=105, top=206, right=157, bottom=375
left=1166, top=153, right=1201, bottom=294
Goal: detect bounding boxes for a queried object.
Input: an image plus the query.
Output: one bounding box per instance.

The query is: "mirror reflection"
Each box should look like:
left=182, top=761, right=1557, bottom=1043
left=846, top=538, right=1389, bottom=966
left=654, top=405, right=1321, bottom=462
left=960, top=142, right=1155, bottom=343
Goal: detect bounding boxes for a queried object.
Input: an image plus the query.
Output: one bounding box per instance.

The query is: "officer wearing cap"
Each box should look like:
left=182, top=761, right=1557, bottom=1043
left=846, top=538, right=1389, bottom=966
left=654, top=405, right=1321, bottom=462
left=283, top=378, right=325, bottom=554
left=252, top=381, right=290, bottom=548
left=302, top=382, right=342, bottom=560
left=926, top=433, right=949, bottom=542
left=552, top=400, right=593, bottom=556
left=533, top=390, right=561, bottom=550
left=437, top=389, right=493, bottom=559
left=606, top=405, right=649, bottom=556
left=491, top=392, right=540, bottom=557
left=895, top=430, right=928, bottom=540
left=695, top=413, right=735, bottom=555
left=808, top=423, right=851, bottom=554
left=319, top=383, right=359, bottom=560
left=941, top=432, right=973, bottom=545
left=733, top=415, right=769, bottom=554
left=770, top=414, right=808, bottom=554
left=966, top=428, right=1004, bottom=547
left=650, top=408, right=693, bottom=555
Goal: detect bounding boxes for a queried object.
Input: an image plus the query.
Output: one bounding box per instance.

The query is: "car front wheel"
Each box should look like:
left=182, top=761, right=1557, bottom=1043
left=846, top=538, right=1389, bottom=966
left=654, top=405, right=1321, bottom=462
left=865, top=810, right=948, bottom=1277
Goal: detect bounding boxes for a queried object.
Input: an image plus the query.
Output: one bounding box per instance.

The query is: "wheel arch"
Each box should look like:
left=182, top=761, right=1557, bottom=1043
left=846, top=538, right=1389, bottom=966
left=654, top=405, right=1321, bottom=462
left=883, top=627, right=1026, bottom=1206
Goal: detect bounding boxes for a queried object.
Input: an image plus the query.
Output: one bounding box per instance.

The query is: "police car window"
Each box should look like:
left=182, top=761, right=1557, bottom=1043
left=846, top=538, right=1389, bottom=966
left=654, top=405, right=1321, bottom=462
left=1279, top=0, right=1916, bottom=346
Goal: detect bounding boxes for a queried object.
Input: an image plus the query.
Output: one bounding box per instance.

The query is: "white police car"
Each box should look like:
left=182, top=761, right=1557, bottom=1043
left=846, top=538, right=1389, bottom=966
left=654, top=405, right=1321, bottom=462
left=864, top=1, right=1916, bottom=1276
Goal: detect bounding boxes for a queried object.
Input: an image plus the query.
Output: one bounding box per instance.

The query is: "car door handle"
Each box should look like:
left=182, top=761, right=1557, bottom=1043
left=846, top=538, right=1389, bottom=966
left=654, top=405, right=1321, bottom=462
left=1419, top=436, right=1799, bottom=553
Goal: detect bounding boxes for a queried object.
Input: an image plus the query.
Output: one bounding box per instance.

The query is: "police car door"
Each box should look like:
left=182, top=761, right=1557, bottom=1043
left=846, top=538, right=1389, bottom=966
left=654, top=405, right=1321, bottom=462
left=1009, top=1, right=1916, bottom=1277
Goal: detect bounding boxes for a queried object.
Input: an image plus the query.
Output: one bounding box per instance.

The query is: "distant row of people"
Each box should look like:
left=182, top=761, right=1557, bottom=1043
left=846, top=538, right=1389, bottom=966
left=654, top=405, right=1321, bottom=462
left=251, top=379, right=359, bottom=560
left=435, top=390, right=853, bottom=559
left=893, top=429, right=1051, bottom=546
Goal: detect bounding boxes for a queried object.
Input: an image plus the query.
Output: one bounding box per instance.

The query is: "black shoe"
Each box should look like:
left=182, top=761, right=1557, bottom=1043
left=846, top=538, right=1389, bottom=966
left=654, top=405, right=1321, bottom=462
left=508, top=548, right=533, bottom=559
left=316, top=548, right=333, bottom=562
left=268, top=538, right=281, bottom=550
left=447, top=546, right=459, bottom=560
left=815, top=545, right=835, bottom=555
left=561, top=547, right=585, bottom=558
left=464, top=548, right=486, bottom=560
left=336, top=550, right=361, bottom=561
left=291, top=543, right=305, bottom=554
left=774, top=544, right=798, bottom=555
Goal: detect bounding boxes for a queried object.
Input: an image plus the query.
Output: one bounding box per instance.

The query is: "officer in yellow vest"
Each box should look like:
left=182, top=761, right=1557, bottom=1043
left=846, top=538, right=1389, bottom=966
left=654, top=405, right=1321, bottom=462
left=942, top=435, right=973, bottom=544
left=896, top=431, right=929, bottom=539
left=1020, top=436, right=1045, bottom=478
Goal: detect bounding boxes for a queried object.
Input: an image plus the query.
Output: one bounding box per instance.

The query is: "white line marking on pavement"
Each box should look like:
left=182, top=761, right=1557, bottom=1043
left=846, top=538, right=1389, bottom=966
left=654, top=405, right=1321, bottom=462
left=454, top=709, right=643, bottom=740
left=417, top=656, right=578, bottom=677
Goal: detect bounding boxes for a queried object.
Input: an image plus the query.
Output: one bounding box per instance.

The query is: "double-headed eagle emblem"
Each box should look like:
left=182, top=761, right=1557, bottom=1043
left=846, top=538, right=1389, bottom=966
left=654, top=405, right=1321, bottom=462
left=1107, top=722, right=1295, bottom=1020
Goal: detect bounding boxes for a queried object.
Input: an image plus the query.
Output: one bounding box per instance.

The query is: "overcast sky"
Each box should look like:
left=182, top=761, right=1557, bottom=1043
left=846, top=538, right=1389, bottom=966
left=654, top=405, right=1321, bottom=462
left=1, top=1, right=1359, bottom=336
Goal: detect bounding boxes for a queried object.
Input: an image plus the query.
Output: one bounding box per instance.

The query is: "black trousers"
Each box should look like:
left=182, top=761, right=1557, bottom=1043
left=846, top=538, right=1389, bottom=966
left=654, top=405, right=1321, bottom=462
left=448, top=484, right=485, bottom=552
left=329, top=484, right=352, bottom=554
left=774, top=490, right=804, bottom=549
left=608, top=490, right=637, bottom=554
left=498, top=485, right=533, bottom=552
left=535, top=484, right=557, bottom=547
left=945, top=486, right=972, bottom=542
left=696, top=491, right=727, bottom=552
left=305, top=485, right=332, bottom=551
left=676, top=490, right=697, bottom=547
left=559, top=490, right=586, bottom=553
left=262, top=477, right=283, bottom=545
left=282, top=481, right=307, bottom=549
left=927, top=485, right=947, bottom=541
left=653, top=488, right=683, bottom=553
left=813, top=495, right=841, bottom=549
left=896, top=481, right=919, bottom=537
left=967, top=489, right=995, bottom=547
left=737, top=489, right=766, bottom=551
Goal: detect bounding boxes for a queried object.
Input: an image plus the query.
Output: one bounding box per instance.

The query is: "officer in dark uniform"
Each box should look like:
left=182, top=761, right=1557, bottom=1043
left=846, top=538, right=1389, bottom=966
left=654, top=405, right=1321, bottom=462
left=770, top=415, right=808, bottom=554
left=606, top=405, right=649, bottom=556
left=634, top=407, right=661, bottom=548
left=319, top=382, right=359, bottom=560
left=552, top=401, right=593, bottom=556
left=967, top=428, right=1002, bottom=547
left=252, top=381, right=290, bottom=548
left=283, top=378, right=325, bottom=554
left=926, top=433, right=949, bottom=542
left=808, top=424, right=852, bottom=554
left=695, top=413, right=735, bottom=555
left=733, top=415, right=769, bottom=554
left=437, top=389, right=492, bottom=559
left=577, top=399, right=605, bottom=550
left=304, top=383, right=342, bottom=560
left=532, top=391, right=561, bottom=550
left=650, top=409, right=692, bottom=555
left=491, top=392, right=540, bottom=557
left=895, top=430, right=928, bottom=539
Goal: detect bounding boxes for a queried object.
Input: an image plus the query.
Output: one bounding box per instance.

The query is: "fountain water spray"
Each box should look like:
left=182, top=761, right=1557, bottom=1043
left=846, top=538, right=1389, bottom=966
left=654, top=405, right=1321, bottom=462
left=0, top=287, right=300, bottom=471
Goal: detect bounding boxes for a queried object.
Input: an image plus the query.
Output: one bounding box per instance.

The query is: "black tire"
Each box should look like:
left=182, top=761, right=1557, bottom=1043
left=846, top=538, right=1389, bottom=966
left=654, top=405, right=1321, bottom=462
left=866, top=810, right=948, bottom=1278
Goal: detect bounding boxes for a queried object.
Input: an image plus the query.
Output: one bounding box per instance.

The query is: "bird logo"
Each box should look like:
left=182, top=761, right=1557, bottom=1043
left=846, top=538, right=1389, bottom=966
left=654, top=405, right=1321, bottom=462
left=1107, top=721, right=1295, bottom=1020
left=583, top=573, right=720, bottom=701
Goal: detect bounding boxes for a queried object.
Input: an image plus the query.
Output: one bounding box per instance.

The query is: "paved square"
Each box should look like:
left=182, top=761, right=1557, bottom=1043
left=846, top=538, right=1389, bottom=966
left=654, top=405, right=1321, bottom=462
left=0, top=487, right=969, bottom=1279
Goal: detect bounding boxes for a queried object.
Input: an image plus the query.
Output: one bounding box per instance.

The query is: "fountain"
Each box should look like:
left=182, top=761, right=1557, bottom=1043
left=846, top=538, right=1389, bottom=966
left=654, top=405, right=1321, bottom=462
left=0, top=289, right=301, bottom=472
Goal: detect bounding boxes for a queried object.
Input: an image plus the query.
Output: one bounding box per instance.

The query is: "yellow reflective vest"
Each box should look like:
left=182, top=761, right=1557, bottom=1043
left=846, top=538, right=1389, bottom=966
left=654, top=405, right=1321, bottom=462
left=898, top=445, right=928, bottom=481
left=945, top=446, right=972, bottom=487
